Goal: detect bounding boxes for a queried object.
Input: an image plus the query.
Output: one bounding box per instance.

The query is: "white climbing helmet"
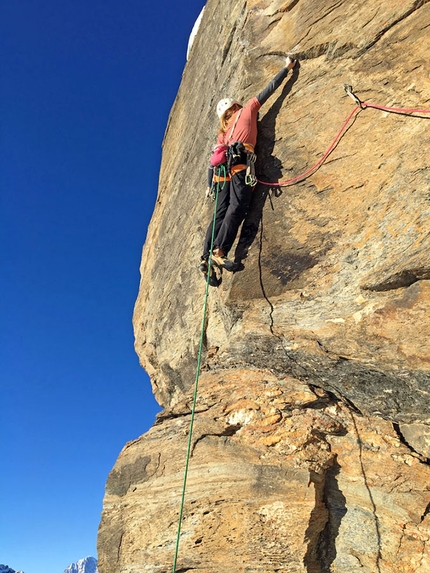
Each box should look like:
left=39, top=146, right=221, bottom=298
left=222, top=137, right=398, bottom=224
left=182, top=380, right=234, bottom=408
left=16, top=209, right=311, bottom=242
left=216, top=98, right=241, bottom=119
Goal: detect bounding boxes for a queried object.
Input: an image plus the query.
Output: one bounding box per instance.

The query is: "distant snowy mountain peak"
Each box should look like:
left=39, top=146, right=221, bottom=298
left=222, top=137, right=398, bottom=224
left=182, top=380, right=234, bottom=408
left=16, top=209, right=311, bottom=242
left=0, top=565, right=23, bottom=573
left=63, top=556, right=98, bottom=573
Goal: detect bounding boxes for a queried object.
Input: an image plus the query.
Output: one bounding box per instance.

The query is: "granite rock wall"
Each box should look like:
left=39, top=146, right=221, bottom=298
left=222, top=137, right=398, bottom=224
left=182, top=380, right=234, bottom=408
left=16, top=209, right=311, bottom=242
left=98, top=1, right=430, bottom=571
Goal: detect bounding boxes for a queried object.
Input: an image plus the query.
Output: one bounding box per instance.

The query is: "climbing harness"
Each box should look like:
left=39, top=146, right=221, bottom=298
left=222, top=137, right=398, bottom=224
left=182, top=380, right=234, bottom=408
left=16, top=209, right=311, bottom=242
left=258, top=85, right=430, bottom=187
left=209, top=143, right=257, bottom=196
left=171, top=176, right=225, bottom=573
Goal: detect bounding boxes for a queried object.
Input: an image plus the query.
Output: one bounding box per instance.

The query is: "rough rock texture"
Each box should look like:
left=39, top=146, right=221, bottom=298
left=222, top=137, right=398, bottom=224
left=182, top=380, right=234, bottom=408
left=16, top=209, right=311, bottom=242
left=99, top=372, right=430, bottom=572
left=99, top=1, right=430, bottom=572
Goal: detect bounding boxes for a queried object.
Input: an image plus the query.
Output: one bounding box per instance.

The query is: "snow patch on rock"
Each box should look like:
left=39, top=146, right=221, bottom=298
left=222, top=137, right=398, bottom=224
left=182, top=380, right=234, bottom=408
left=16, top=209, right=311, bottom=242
left=187, top=6, right=205, bottom=60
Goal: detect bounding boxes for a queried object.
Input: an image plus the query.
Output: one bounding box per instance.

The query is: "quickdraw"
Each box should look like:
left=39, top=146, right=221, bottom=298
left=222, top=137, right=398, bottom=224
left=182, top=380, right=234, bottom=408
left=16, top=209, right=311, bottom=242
left=245, top=150, right=257, bottom=186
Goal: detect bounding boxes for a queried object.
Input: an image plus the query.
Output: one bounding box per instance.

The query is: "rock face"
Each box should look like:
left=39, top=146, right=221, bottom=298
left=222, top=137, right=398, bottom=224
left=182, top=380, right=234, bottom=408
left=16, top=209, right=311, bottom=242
left=98, top=1, right=430, bottom=572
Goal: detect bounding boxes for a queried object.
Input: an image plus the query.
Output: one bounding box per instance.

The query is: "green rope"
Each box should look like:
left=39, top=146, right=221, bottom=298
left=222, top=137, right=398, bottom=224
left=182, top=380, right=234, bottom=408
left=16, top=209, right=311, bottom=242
left=171, top=167, right=226, bottom=573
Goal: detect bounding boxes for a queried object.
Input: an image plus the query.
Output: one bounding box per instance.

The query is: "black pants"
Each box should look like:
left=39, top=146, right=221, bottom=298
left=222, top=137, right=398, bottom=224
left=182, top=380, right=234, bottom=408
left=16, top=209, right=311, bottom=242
left=203, top=170, right=252, bottom=260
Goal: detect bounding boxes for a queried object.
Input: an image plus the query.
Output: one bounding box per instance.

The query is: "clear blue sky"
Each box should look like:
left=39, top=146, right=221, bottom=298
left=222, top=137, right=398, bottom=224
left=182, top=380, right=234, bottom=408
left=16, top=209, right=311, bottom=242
left=1, top=1, right=205, bottom=572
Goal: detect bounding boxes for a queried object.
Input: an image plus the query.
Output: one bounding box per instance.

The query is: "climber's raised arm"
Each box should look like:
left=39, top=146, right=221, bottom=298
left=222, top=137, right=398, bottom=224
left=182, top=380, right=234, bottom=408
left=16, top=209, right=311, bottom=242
left=256, top=56, right=296, bottom=106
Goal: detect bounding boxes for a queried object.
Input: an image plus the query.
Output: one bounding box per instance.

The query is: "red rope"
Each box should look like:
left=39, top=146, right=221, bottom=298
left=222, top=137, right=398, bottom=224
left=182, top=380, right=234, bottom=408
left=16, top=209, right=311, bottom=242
left=258, top=101, right=430, bottom=187
left=364, top=102, right=430, bottom=115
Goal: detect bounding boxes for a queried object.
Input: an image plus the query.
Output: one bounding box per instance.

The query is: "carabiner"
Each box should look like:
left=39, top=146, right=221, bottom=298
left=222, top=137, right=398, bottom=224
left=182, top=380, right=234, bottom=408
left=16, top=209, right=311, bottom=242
left=343, top=84, right=363, bottom=107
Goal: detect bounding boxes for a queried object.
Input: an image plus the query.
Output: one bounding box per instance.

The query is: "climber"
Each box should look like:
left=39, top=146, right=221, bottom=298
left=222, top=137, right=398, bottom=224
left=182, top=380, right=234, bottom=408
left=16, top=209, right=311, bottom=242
left=200, top=56, right=297, bottom=285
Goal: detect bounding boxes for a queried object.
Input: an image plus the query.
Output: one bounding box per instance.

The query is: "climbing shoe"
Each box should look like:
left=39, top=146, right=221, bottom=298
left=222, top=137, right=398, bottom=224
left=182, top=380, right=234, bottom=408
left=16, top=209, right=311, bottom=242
left=199, top=259, right=219, bottom=287
left=211, top=253, right=238, bottom=272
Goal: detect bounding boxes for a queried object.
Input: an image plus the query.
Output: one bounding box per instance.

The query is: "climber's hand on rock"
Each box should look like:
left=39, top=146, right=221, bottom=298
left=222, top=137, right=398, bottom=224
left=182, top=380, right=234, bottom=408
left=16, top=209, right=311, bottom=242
left=205, top=186, right=211, bottom=198
left=286, top=56, right=296, bottom=70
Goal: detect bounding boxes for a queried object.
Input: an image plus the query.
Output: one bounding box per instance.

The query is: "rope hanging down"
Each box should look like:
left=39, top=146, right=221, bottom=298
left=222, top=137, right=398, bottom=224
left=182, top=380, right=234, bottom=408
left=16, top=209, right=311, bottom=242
left=258, top=85, right=430, bottom=187
left=171, top=172, right=225, bottom=573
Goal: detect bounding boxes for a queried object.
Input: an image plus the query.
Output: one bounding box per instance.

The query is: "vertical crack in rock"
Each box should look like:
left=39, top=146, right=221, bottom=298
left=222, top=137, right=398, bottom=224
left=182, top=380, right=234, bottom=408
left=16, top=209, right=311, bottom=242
left=316, top=458, right=347, bottom=572
left=117, top=532, right=124, bottom=563
left=221, top=24, right=237, bottom=66
left=303, top=472, right=329, bottom=573
left=350, top=413, right=383, bottom=573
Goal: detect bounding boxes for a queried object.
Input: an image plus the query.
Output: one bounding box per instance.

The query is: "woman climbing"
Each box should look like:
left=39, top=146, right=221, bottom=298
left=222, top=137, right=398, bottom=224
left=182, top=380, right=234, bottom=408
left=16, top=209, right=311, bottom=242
left=200, top=56, right=297, bottom=285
